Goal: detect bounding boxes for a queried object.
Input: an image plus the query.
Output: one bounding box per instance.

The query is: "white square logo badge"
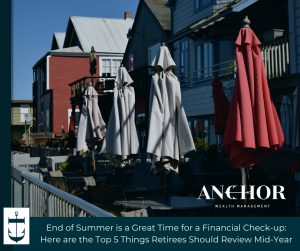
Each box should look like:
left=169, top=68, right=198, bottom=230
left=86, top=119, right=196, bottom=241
left=3, top=208, right=30, bottom=245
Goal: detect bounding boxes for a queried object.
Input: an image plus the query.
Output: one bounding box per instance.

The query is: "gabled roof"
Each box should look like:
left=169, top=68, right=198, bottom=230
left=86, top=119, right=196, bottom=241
left=144, top=0, right=171, bottom=30
left=51, top=46, right=83, bottom=53
left=11, top=100, right=33, bottom=104
left=51, top=32, right=66, bottom=50
left=166, top=0, right=258, bottom=43
left=63, top=16, right=134, bottom=54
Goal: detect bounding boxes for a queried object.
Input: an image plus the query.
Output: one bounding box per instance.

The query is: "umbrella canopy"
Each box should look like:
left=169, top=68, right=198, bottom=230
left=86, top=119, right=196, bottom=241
left=68, top=114, right=75, bottom=134
left=280, top=95, right=294, bottom=147
left=76, top=85, right=106, bottom=154
left=223, top=27, right=285, bottom=169
left=292, top=86, right=300, bottom=150
left=104, top=66, right=139, bottom=158
left=212, top=78, right=230, bottom=135
left=146, top=45, right=195, bottom=174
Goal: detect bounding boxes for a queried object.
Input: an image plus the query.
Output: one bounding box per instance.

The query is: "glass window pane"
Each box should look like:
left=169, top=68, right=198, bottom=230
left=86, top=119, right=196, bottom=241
left=208, top=42, right=213, bottom=76
left=180, top=40, right=189, bottom=77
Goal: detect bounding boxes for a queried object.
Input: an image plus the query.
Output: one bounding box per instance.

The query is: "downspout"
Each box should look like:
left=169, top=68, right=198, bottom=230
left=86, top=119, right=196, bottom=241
left=46, top=55, right=51, bottom=132
left=46, top=55, right=51, bottom=90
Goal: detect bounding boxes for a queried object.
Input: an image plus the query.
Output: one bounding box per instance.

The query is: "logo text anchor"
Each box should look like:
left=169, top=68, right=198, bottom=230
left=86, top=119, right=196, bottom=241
left=8, top=211, right=25, bottom=243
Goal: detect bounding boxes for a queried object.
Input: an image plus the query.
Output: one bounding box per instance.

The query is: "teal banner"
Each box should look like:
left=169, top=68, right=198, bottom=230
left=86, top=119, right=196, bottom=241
left=5, top=217, right=300, bottom=251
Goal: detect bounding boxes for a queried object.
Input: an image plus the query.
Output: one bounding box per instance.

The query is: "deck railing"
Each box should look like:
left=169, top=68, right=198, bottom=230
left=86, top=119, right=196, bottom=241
left=261, top=37, right=289, bottom=80
left=69, top=76, right=116, bottom=100
left=12, top=169, right=115, bottom=217
left=180, top=59, right=236, bottom=89
left=180, top=37, right=289, bottom=90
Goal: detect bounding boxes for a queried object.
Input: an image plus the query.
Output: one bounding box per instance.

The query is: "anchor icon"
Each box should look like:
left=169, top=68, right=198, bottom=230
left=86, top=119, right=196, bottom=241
left=8, top=211, right=25, bottom=243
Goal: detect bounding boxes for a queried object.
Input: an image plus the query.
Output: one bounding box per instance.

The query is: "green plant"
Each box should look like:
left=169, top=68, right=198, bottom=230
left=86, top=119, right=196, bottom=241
left=193, top=137, right=209, bottom=152
left=58, top=162, right=71, bottom=171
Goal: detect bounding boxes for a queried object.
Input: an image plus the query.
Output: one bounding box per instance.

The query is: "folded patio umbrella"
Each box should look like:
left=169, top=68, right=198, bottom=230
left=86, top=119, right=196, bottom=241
left=67, top=114, right=76, bottom=148
left=280, top=95, right=294, bottom=147
left=147, top=45, right=195, bottom=174
left=103, top=66, right=139, bottom=159
left=223, top=25, right=285, bottom=170
left=68, top=114, right=75, bottom=134
left=292, top=86, right=300, bottom=150
left=76, top=85, right=106, bottom=154
left=212, top=78, right=230, bottom=135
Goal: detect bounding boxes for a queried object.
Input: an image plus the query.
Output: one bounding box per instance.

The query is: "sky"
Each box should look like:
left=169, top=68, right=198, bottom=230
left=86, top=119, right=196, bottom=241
left=12, top=0, right=140, bottom=100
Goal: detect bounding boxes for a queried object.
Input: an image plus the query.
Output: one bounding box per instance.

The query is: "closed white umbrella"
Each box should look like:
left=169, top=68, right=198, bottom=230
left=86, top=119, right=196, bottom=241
left=104, top=66, right=139, bottom=160
left=76, top=84, right=106, bottom=155
left=147, top=45, right=195, bottom=174
left=292, top=86, right=300, bottom=150
left=280, top=95, right=294, bottom=147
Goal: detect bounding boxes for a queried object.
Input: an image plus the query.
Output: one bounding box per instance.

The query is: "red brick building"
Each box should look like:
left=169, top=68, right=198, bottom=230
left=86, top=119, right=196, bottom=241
left=33, top=15, right=133, bottom=134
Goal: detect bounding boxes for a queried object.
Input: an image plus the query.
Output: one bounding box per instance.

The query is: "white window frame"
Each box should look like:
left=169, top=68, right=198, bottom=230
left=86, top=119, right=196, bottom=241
left=99, top=57, right=123, bottom=77
left=20, top=105, right=29, bottom=123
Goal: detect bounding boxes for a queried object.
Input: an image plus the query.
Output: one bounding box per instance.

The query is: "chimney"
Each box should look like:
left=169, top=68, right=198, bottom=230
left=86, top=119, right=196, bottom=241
left=124, top=11, right=132, bottom=20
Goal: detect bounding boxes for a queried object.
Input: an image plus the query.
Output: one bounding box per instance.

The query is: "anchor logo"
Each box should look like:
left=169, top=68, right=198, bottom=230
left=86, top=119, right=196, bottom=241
left=8, top=211, right=25, bottom=243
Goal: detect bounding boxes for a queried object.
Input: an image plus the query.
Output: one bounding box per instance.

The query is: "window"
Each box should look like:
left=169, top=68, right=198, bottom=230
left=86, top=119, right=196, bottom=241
left=112, top=59, right=121, bottom=77
left=101, top=59, right=111, bottom=75
left=180, top=40, right=189, bottom=77
left=100, top=57, right=123, bottom=77
left=148, top=43, right=160, bottom=65
left=189, top=116, right=217, bottom=146
left=196, top=42, right=213, bottom=79
left=68, top=109, right=80, bottom=132
left=129, top=54, right=134, bottom=71
left=195, top=0, right=213, bottom=10
left=46, top=109, right=50, bottom=132
left=20, top=105, right=29, bottom=123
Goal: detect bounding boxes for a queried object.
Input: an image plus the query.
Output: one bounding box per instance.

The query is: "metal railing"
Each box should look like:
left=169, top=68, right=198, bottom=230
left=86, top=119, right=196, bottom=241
left=261, top=37, right=289, bottom=79
left=179, top=38, right=289, bottom=90
left=69, top=76, right=116, bottom=100
left=20, top=171, right=115, bottom=217
left=179, top=59, right=236, bottom=89
left=29, top=146, right=74, bottom=157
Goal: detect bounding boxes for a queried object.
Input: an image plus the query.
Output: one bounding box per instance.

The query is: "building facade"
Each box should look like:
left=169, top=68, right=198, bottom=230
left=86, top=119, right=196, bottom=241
left=168, top=0, right=292, bottom=146
left=33, top=15, right=133, bottom=134
left=11, top=100, right=33, bottom=143
left=289, top=0, right=300, bottom=75
left=122, top=0, right=171, bottom=152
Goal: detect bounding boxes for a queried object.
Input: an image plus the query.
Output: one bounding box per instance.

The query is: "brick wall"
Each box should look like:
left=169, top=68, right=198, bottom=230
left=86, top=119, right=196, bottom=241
left=49, top=56, right=99, bottom=133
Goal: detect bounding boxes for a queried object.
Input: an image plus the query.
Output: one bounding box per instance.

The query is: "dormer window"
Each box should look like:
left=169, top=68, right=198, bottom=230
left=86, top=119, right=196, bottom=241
left=195, top=0, right=213, bottom=10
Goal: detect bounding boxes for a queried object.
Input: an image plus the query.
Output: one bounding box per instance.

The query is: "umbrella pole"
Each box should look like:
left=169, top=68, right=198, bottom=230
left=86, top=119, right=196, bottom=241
left=241, top=167, right=247, bottom=204
left=91, top=148, right=96, bottom=174
left=241, top=167, right=246, bottom=186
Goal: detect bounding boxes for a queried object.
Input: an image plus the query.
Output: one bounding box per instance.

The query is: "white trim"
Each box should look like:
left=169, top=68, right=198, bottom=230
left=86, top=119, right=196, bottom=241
left=99, top=56, right=123, bottom=76
left=46, top=55, right=51, bottom=90
left=68, top=108, right=80, bottom=129
left=232, top=0, right=258, bottom=12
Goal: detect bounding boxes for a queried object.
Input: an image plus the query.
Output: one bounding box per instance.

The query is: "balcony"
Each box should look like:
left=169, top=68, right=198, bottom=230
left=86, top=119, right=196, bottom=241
left=180, top=37, right=290, bottom=90
left=179, top=59, right=236, bottom=90
left=69, top=76, right=116, bottom=105
left=261, top=37, right=289, bottom=80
